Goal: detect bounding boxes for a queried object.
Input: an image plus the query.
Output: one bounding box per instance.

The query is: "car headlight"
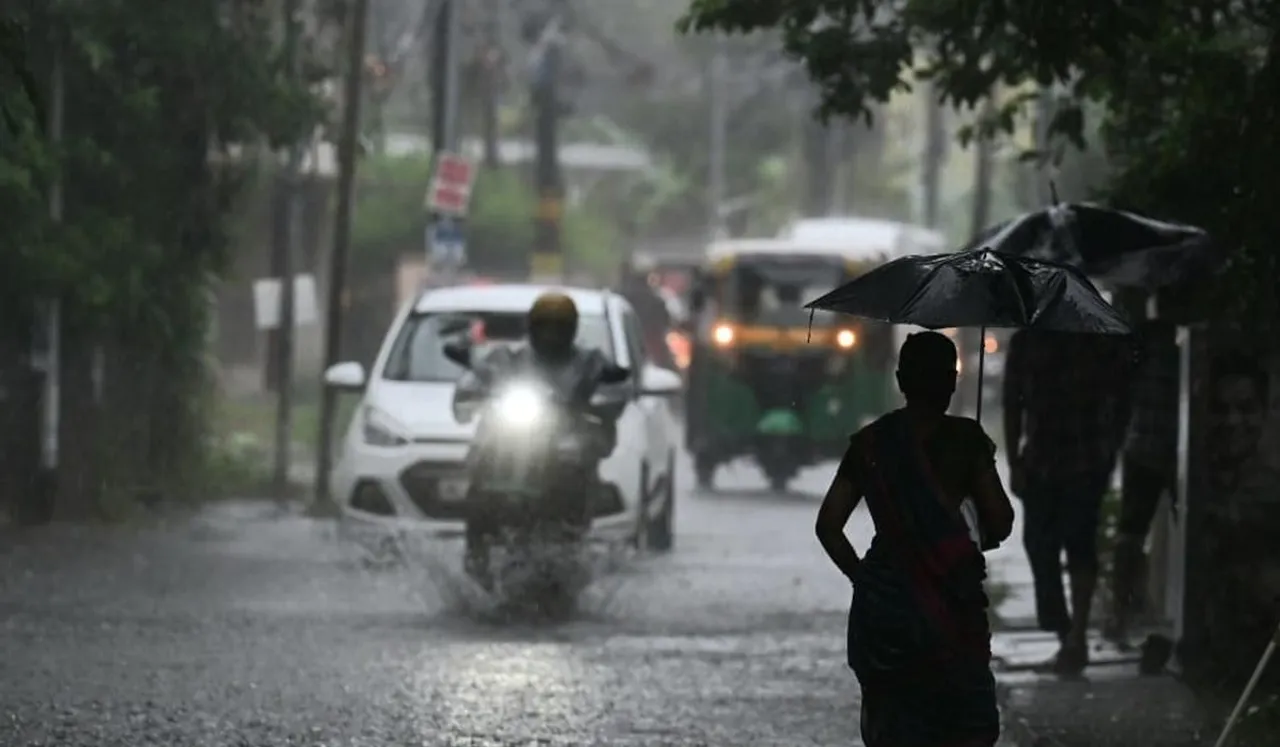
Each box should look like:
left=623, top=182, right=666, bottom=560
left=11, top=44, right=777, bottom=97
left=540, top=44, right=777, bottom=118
left=362, top=406, right=409, bottom=447
left=493, top=384, right=546, bottom=428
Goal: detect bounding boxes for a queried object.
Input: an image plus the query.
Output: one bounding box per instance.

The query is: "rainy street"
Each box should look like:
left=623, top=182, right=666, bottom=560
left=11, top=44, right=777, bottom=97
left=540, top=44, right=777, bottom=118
left=0, top=455, right=889, bottom=747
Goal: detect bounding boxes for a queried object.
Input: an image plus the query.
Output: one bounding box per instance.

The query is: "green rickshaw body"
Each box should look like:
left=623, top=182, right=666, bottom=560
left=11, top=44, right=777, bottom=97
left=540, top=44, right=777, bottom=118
left=686, top=222, right=945, bottom=491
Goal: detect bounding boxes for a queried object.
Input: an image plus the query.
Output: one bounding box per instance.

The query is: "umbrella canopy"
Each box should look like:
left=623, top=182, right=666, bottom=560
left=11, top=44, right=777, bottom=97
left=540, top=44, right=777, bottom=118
left=966, top=203, right=1211, bottom=290
left=805, top=248, right=1132, bottom=335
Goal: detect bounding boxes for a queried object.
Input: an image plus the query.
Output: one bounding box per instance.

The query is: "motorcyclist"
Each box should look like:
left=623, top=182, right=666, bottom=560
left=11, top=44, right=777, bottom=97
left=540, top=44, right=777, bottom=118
left=454, top=291, right=629, bottom=588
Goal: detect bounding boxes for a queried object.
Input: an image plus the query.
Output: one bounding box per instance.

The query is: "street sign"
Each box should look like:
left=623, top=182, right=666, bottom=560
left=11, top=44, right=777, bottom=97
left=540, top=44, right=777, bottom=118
left=252, top=274, right=319, bottom=331
left=425, top=152, right=476, bottom=215
left=427, top=217, right=466, bottom=267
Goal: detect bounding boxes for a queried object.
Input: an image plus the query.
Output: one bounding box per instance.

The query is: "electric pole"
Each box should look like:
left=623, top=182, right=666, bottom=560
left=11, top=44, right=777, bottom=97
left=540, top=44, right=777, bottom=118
left=1034, top=88, right=1055, bottom=205
left=430, top=0, right=462, bottom=155
left=315, top=0, right=370, bottom=508
left=479, top=0, right=502, bottom=168
left=531, top=2, right=565, bottom=281
left=921, top=83, right=945, bottom=229
left=271, top=0, right=304, bottom=500
left=41, top=24, right=65, bottom=521
left=707, top=41, right=727, bottom=240
left=426, top=0, right=463, bottom=282
left=825, top=124, right=846, bottom=215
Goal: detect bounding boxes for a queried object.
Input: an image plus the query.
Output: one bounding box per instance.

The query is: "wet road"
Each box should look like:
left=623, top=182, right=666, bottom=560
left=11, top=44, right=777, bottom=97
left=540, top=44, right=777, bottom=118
left=0, top=456, right=876, bottom=746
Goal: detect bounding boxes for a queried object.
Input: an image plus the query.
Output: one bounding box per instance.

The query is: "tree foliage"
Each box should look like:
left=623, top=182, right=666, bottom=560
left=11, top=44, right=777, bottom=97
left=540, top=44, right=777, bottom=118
left=679, top=0, right=1280, bottom=324
left=3, top=0, right=322, bottom=330
left=1, top=0, right=326, bottom=515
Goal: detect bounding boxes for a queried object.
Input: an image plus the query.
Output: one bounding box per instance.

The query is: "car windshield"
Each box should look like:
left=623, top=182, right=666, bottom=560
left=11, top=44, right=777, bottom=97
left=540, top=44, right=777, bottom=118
left=381, top=311, right=614, bottom=382
left=727, top=257, right=846, bottom=326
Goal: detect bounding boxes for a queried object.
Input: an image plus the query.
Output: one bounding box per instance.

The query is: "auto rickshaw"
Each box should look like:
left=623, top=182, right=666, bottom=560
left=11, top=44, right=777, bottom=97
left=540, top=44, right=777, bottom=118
left=684, top=225, right=942, bottom=492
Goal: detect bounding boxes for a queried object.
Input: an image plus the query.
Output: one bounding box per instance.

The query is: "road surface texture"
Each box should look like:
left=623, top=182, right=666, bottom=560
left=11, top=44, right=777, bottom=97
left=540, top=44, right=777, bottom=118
left=1, top=454, right=1022, bottom=746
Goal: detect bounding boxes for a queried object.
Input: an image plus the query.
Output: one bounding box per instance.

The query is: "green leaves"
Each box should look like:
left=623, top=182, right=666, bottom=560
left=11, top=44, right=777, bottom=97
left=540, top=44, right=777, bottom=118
left=681, top=0, right=1280, bottom=327
left=0, top=0, right=326, bottom=335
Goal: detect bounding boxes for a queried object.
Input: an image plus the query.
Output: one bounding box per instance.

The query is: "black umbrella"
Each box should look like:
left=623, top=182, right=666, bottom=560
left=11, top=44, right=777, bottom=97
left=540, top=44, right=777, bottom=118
left=805, top=248, right=1132, bottom=419
left=806, top=248, right=1132, bottom=333
left=965, top=201, right=1211, bottom=290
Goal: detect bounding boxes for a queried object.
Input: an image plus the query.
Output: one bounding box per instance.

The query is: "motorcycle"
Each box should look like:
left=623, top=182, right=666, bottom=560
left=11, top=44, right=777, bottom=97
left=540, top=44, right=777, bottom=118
left=444, top=340, right=629, bottom=613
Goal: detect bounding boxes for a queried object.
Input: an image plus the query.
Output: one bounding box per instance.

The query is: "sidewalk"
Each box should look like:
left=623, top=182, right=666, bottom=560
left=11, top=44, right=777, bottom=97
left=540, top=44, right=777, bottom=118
left=993, top=631, right=1218, bottom=746
left=998, top=668, right=1215, bottom=747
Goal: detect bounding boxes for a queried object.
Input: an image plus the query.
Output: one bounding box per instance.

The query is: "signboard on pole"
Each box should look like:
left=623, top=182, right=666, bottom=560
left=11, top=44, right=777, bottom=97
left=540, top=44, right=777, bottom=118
left=427, top=216, right=466, bottom=267
left=252, top=274, right=319, bottom=330
left=425, top=152, right=476, bottom=215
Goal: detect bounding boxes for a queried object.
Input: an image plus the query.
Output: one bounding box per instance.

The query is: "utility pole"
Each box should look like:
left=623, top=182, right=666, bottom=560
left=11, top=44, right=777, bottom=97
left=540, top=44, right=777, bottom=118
left=430, top=0, right=462, bottom=154
left=315, top=0, right=370, bottom=508
left=479, top=0, right=502, bottom=167
left=531, top=2, right=566, bottom=281
left=41, top=25, right=65, bottom=520
left=271, top=0, right=304, bottom=500
left=921, top=83, right=946, bottom=229
left=969, top=97, right=996, bottom=244
left=707, top=40, right=727, bottom=239
left=1034, top=88, right=1056, bottom=205
left=427, top=0, right=463, bottom=281
left=825, top=124, right=846, bottom=215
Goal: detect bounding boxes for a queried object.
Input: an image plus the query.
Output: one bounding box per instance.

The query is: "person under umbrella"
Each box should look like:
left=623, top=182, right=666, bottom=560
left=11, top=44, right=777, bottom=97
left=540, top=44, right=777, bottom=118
left=970, top=199, right=1213, bottom=658
left=1003, top=324, right=1134, bottom=674
left=817, top=330, right=1015, bottom=747
left=810, top=248, right=1131, bottom=747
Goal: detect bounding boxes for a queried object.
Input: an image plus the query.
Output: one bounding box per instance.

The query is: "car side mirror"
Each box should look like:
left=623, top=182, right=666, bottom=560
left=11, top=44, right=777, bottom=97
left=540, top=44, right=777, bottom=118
left=323, top=361, right=366, bottom=391
left=639, top=364, right=682, bottom=397
left=442, top=341, right=472, bottom=368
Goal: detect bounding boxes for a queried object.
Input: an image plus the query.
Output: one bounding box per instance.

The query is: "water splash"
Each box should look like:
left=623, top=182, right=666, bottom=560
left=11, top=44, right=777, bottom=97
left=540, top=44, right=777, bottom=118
left=341, top=525, right=639, bottom=627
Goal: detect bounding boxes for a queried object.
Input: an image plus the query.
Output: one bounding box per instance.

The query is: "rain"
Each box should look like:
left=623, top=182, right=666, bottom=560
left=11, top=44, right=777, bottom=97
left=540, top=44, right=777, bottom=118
left=2, top=1, right=1279, bottom=746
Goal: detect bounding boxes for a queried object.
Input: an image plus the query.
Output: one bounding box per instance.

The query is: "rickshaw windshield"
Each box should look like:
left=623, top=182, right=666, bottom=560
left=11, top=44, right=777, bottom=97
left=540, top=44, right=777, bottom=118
left=722, top=257, right=846, bottom=326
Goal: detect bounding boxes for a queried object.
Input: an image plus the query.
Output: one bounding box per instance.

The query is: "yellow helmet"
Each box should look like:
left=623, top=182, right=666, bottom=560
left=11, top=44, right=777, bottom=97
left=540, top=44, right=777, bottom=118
left=528, top=291, right=579, bottom=327
left=528, top=291, right=578, bottom=360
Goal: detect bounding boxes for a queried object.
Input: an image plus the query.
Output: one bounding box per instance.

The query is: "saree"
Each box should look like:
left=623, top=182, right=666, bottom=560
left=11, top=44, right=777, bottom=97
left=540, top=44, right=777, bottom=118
left=846, top=412, right=1000, bottom=747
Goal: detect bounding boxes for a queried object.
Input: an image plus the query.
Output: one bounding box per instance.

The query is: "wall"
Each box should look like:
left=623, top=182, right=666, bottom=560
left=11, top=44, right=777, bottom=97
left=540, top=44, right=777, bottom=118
left=1176, top=324, right=1280, bottom=682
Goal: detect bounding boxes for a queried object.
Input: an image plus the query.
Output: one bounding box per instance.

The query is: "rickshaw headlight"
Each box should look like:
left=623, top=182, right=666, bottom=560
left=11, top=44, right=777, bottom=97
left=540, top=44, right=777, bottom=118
left=712, top=323, right=735, bottom=347
left=836, top=329, right=857, bottom=349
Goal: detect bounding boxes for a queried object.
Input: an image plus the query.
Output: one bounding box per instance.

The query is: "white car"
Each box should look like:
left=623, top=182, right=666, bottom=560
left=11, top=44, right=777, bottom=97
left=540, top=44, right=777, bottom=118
left=322, top=284, right=683, bottom=551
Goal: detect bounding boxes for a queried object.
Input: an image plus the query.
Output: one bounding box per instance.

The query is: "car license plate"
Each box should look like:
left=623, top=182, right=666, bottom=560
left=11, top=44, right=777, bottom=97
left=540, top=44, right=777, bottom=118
left=437, top=477, right=469, bottom=502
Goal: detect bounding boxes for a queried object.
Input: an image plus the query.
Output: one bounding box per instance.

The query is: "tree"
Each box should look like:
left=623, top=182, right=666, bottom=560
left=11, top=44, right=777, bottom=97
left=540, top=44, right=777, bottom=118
left=678, top=0, right=1280, bottom=324
left=1, top=0, right=324, bottom=518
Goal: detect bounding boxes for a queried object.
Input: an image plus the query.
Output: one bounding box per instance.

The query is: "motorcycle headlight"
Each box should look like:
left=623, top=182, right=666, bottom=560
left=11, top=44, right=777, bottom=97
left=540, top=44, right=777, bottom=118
left=362, top=407, right=409, bottom=447
left=494, top=385, right=546, bottom=428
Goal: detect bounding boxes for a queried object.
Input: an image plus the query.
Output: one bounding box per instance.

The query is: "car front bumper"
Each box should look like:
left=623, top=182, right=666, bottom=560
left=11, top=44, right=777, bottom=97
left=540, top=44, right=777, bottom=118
left=332, top=439, right=473, bottom=537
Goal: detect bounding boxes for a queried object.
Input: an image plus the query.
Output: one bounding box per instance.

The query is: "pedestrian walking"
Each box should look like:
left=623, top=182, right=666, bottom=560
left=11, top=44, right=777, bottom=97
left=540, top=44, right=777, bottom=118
left=1002, top=328, right=1134, bottom=674
left=817, top=331, right=1016, bottom=747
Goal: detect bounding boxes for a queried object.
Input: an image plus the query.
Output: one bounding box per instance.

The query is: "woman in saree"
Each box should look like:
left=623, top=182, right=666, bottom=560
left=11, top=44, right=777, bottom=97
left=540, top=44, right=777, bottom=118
left=816, top=331, right=1016, bottom=747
